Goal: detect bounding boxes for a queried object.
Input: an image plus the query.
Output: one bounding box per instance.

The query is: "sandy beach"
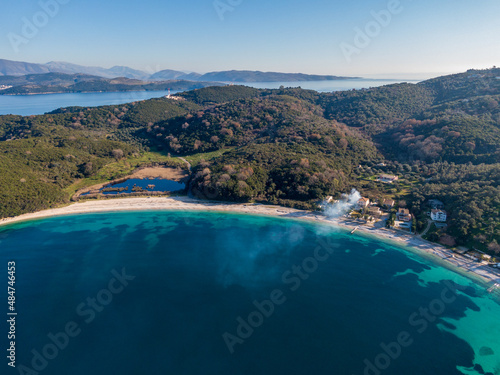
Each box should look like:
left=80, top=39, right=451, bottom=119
left=1, top=196, right=499, bottom=289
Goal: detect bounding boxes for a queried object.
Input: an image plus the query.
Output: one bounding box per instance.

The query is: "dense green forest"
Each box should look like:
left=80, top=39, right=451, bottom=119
left=1, top=68, right=499, bottom=255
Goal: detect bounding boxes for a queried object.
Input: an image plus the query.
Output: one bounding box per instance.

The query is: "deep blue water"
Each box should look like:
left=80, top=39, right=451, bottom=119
left=0, top=79, right=419, bottom=116
left=0, top=211, right=499, bottom=375
left=0, top=90, right=177, bottom=116
left=240, top=78, right=421, bottom=91
left=81, top=178, right=185, bottom=196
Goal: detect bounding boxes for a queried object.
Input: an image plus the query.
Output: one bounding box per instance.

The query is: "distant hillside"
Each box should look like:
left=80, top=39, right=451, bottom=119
left=0, top=72, right=105, bottom=86
left=196, top=70, right=357, bottom=82
left=0, top=72, right=224, bottom=95
left=419, top=67, right=500, bottom=103
left=42, top=61, right=152, bottom=80
left=149, top=70, right=202, bottom=81
left=0, top=59, right=51, bottom=76
left=0, top=59, right=151, bottom=79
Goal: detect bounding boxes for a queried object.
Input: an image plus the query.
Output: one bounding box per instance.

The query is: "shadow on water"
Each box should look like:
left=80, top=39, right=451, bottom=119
left=0, top=211, right=498, bottom=375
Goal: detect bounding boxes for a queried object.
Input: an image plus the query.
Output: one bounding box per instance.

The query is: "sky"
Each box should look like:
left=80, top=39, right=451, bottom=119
left=1, top=0, right=499, bottom=79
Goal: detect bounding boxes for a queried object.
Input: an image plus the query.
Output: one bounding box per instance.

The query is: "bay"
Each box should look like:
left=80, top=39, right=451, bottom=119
left=0, top=211, right=498, bottom=375
left=238, top=78, right=420, bottom=91
left=0, top=79, right=419, bottom=116
left=0, top=90, right=177, bottom=116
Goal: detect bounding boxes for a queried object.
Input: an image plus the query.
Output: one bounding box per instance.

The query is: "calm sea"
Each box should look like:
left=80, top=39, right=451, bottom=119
left=241, top=78, right=420, bottom=91
left=0, top=79, right=419, bottom=116
left=0, top=90, right=176, bottom=116
left=0, top=211, right=498, bottom=375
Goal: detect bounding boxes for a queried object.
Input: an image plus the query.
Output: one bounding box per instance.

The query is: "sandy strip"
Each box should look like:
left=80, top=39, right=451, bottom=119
left=126, top=167, right=188, bottom=181
left=1, top=196, right=499, bottom=287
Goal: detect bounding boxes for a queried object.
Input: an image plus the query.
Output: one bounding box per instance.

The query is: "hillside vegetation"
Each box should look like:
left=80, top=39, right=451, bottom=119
left=1, top=69, right=499, bottom=254
left=0, top=72, right=223, bottom=95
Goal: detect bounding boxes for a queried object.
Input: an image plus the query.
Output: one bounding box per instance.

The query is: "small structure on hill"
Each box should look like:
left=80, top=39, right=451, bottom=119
left=378, top=174, right=399, bottom=183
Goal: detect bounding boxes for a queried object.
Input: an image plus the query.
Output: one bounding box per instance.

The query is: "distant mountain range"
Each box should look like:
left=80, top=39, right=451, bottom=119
left=0, top=59, right=357, bottom=82
left=194, top=70, right=355, bottom=82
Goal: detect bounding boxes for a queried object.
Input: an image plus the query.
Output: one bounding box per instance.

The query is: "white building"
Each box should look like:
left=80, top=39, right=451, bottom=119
left=378, top=174, right=399, bottom=183
left=431, top=209, right=447, bottom=222
left=357, top=198, right=370, bottom=209
left=395, top=221, right=412, bottom=229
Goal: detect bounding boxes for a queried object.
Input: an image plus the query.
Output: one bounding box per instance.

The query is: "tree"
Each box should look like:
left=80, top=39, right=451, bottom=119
left=112, top=149, right=124, bottom=160
left=80, top=162, right=93, bottom=177
left=439, top=234, right=456, bottom=247
left=488, top=240, right=500, bottom=255
left=339, top=138, right=348, bottom=151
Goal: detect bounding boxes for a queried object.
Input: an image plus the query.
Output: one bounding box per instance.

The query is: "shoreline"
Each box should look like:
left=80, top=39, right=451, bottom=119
left=1, top=196, right=499, bottom=289
left=72, top=167, right=189, bottom=198
left=0, top=88, right=173, bottom=96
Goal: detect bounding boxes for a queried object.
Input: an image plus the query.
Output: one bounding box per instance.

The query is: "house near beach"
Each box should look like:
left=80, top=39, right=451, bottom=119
left=431, top=209, right=447, bottom=222
left=369, top=207, right=382, bottom=217
left=383, top=199, right=395, bottom=209
left=397, top=208, right=412, bottom=222
left=357, top=198, right=370, bottom=210
left=395, top=221, right=411, bottom=229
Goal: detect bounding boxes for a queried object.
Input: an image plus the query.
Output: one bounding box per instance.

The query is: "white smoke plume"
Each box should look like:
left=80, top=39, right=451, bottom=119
left=323, top=189, right=362, bottom=219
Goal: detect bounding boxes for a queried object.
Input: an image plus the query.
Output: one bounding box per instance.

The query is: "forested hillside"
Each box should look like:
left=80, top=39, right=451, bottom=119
left=1, top=69, right=499, bottom=253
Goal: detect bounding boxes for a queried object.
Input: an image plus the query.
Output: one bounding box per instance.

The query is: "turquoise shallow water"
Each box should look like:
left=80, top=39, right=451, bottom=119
left=0, top=211, right=499, bottom=375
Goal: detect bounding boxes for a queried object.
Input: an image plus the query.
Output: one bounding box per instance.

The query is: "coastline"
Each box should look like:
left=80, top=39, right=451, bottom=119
left=0, top=89, right=170, bottom=96
left=1, top=196, right=499, bottom=289
left=72, top=167, right=189, bottom=199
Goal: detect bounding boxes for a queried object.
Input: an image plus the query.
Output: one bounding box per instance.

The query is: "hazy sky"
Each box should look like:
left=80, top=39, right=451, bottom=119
left=1, top=0, right=499, bottom=78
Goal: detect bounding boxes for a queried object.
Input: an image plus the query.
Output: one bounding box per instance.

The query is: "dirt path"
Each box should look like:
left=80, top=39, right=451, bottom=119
left=419, top=219, right=433, bottom=237
left=178, top=157, right=191, bottom=172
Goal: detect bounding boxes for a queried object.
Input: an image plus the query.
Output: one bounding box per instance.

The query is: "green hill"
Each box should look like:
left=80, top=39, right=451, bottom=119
left=1, top=69, right=499, bottom=253
left=0, top=72, right=224, bottom=95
